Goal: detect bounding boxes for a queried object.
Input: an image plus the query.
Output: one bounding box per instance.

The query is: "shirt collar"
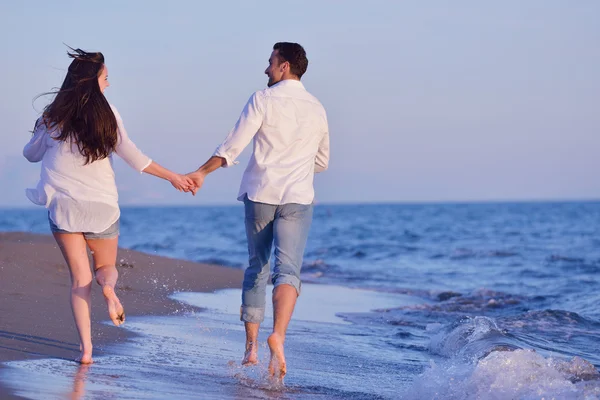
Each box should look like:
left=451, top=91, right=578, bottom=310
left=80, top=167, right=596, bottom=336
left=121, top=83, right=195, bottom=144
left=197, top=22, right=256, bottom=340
left=271, top=79, right=305, bottom=89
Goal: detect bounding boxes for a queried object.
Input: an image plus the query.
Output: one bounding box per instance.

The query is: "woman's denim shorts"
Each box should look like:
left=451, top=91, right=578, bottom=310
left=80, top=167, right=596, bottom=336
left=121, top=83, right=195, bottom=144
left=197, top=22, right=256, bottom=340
left=49, top=216, right=120, bottom=240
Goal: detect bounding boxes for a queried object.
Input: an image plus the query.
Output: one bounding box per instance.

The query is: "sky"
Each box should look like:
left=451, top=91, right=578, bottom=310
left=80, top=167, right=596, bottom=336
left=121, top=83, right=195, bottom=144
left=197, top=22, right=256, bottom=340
left=0, top=1, right=598, bottom=207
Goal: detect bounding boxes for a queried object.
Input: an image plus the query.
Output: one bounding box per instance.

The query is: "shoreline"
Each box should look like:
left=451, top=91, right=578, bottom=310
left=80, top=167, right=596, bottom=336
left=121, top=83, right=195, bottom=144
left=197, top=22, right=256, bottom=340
left=0, top=232, right=244, bottom=399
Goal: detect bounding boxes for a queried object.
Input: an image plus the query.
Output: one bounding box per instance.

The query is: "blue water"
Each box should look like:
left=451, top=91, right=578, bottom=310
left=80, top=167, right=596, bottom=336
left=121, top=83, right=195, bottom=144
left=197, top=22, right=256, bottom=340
left=1, top=202, right=600, bottom=399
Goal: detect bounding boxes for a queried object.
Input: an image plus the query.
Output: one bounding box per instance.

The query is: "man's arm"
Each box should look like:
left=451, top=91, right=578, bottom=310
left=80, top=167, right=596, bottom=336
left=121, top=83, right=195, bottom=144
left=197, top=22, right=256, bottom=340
left=187, top=156, right=227, bottom=195
left=188, top=92, right=264, bottom=195
left=315, top=125, right=330, bottom=173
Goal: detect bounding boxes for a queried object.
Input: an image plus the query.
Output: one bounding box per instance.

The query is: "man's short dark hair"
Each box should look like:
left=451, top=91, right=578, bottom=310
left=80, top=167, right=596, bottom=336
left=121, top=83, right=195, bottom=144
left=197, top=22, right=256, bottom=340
left=273, top=42, right=308, bottom=79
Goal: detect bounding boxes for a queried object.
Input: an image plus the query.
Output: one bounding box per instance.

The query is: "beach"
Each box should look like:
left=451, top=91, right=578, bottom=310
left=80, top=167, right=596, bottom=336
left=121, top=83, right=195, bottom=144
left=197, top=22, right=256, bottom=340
left=0, top=232, right=244, bottom=399
left=0, top=230, right=417, bottom=399
left=1, top=203, right=600, bottom=399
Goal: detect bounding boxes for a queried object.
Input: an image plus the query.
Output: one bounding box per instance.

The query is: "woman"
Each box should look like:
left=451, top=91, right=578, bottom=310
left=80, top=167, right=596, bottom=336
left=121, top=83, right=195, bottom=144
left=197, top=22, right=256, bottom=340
left=23, top=48, right=193, bottom=364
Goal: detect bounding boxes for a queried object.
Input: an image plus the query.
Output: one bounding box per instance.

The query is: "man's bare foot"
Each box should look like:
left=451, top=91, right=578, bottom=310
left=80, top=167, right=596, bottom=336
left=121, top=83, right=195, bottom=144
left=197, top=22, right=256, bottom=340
left=102, top=286, right=125, bottom=326
left=242, top=341, right=258, bottom=366
left=267, top=333, right=286, bottom=380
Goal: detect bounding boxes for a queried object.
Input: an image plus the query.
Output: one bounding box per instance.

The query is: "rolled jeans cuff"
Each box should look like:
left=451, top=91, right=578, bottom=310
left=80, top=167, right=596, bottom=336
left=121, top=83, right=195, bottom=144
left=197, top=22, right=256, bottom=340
left=240, top=305, right=265, bottom=324
left=273, top=274, right=302, bottom=296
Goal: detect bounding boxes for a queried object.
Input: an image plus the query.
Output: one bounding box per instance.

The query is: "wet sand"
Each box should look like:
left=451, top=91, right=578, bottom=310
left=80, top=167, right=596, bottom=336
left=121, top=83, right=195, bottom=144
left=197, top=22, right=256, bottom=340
left=0, top=232, right=244, bottom=399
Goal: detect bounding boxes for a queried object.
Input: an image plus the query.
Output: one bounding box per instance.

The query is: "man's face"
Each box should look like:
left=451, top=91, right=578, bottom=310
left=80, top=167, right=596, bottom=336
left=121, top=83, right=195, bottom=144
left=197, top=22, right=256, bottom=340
left=265, top=50, right=286, bottom=87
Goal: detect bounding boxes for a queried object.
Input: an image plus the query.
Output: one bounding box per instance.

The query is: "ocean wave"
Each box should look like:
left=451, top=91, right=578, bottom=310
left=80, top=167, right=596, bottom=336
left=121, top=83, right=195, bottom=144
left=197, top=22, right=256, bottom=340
left=448, top=248, right=521, bottom=260
left=426, top=309, right=600, bottom=361
left=428, top=316, right=520, bottom=360
left=549, top=255, right=587, bottom=263
left=302, top=259, right=337, bottom=273
left=546, top=255, right=600, bottom=273
left=389, top=229, right=422, bottom=242
left=398, top=289, right=529, bottom=315
left=194, top=257, right=243, bottom=268
left=404, top=315, right=600, bottom=399
left=305, top=241, right=420, bottom=263
left=131, top=242, right=174, bottom=252
left=503, top=309, right=600, bottom=330
left=404, top=349, right=600, bottom=400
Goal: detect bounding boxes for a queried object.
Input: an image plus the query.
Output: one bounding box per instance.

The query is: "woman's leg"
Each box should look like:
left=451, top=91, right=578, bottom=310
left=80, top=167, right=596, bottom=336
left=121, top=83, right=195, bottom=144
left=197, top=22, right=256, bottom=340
left=53, top=232, right=94, bottom=364
left=86, top=237, right=124, bottom=326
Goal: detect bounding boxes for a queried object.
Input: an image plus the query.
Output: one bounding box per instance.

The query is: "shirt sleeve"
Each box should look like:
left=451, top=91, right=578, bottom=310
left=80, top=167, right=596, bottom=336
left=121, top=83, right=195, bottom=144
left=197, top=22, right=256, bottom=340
left=314, top=115, right=330, bottom=173
left=111, top=105, right=153, bottom=172
left=23, top=117, right=49, bottom=163
left=213, top=92, right=264, bottom=167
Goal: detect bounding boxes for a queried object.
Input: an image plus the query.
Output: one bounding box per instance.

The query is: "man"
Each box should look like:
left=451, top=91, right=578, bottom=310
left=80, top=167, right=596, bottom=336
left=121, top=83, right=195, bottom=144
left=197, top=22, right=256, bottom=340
left=187, top=42, right=329, bottom=380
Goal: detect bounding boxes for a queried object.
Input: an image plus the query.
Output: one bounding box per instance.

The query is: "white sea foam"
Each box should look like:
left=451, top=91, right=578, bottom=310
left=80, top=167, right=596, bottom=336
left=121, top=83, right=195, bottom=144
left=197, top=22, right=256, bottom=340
left=405, top=349, right=600, bottom=400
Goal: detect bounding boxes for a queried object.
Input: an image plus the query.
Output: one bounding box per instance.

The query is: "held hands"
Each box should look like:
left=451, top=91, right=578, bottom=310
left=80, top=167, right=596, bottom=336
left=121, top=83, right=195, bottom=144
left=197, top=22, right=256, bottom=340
left=169, top=174, right=196, bottom=193
left=186, top=171, right=205, bottom=196
left=174, top=157, right=223, bottom=196
left=143, top=162, right=204, bottom=194
left=168, top=171, right=205, bottom=195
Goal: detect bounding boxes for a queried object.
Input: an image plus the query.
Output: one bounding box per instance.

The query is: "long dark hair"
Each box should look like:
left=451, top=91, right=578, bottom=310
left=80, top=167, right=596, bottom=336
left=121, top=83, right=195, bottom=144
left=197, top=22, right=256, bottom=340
left=39, top=48, right=117, bottom=164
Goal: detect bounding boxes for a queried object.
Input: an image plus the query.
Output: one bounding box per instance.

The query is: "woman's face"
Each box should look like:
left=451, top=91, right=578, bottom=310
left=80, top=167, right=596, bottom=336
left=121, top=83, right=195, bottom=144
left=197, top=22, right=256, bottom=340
left=98, top=65, right=110, bottom=93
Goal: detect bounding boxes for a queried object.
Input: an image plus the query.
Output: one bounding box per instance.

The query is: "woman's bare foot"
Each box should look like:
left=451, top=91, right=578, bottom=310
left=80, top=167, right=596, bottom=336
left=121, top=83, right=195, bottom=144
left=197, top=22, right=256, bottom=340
left=75, top=345, right=93, bottom=364
left=102, top=286, right=125, bottom=326
left=242, top=341, right=258, bottom=366
left=267, top=333, right=286, bottom=381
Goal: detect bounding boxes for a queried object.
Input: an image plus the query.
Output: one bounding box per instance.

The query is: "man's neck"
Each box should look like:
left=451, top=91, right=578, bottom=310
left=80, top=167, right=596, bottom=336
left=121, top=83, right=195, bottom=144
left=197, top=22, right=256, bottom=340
left=280, top=74, right=300, bottom=82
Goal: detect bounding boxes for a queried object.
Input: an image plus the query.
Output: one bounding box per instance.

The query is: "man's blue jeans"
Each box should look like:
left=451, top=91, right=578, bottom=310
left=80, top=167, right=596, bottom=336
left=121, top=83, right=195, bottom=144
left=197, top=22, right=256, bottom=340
left=241, top=196, right=313, bottom=324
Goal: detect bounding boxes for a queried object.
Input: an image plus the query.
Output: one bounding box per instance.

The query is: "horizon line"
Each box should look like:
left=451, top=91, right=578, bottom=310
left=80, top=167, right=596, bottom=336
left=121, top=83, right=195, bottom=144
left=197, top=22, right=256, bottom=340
left=1, top=197, right=599, bottom=211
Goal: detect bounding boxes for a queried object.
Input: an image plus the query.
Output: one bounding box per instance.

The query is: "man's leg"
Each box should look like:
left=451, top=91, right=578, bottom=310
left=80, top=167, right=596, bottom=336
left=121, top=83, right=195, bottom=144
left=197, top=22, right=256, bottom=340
left=241, top=197, right=276, bottom=365
left=268, top=202, right=313, bottom=379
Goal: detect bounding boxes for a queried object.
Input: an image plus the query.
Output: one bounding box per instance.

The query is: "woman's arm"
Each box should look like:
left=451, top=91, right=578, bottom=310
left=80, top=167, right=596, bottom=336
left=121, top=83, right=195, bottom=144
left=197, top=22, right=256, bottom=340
left=23, top=118, right=49, bottom=162
left=112, top=106, right=153, bottom=171
left=111, top=106, right=193, bottom=191
left=143, top=161, right=194, bottom=192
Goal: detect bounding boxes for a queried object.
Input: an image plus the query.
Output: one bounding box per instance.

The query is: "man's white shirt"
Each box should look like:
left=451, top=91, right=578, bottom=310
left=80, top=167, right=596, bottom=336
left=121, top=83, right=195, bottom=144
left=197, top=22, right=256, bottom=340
left=214, top=79, right=329, bottom=205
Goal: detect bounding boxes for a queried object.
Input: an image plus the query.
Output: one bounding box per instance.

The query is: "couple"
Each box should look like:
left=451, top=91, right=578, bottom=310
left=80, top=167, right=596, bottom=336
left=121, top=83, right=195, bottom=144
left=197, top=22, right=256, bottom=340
left=23, top=42, right=330, bottom=380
